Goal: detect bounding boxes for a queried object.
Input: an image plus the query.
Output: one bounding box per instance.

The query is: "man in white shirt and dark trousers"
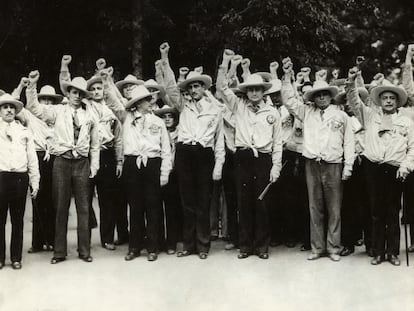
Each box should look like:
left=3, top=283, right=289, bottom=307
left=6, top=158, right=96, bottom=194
left=281, top=58, right=355, bottom=262
left=0, top=93, right=40, bottom=269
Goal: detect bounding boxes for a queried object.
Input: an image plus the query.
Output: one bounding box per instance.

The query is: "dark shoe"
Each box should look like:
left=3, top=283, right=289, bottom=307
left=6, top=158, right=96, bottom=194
left=177, top=250, right=191, bottom=257
left=340, top=247, right=355, bottom=257
left=166, top=249, right=176, bottom=255
left=408, top=245, right=414, bottom=252
left=270, top=240, right=282, bottom=247
left=0, top=262, right=4, bottom=269
left=300, top=244, right=311, bottom=251
left=79, top=255, right=93, bottom=263
left=125, top=252, right=139, bottom=261
left=147, top=253, right=158, bottom=261
left=237, top=252, right=250, bottom=259
left=388, top=254, right=401, bottom=266
left=28, top=247, right=43, bottom=254
left=11, top=262, right=22, bottom=270
left=258, top=253, right=269, bottom=259
left=210, top=235, right=218, bottom=241
left=285, top=241, right=296, bottom=248
left=102, top=243, right=116, bottom=251
left=199, top=252, right=208, bottom=259
left=114, top=238, right=128, bottom=246
left=46, top=245, right=54, bottom=251
left=371, top=256, right=383, bottom=265
left=51, top=257, right=66, bottom=264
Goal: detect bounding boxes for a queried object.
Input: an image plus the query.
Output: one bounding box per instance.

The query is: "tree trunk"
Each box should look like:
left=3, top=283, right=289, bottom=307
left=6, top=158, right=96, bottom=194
left=131, top=0, right=143, bottom=78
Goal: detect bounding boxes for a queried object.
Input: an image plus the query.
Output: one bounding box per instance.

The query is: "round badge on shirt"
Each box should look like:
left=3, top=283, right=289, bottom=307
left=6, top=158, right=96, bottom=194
left=266, top=115, right=276, bottom=125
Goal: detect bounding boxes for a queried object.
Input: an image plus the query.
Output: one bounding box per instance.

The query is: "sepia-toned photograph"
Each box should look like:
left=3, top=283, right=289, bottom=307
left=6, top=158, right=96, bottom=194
left=0, top=0, right=414, bottom=310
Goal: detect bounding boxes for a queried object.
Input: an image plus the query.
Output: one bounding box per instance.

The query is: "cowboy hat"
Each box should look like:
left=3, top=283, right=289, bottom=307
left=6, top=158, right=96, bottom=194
left=303, top=80, right=339, bottom=102
left=154, top=104, right=179, bottom=117
left=335, top=87, right=369, bottom=106
left=177, top=71, right=212, bottom=90
left=238, top=74, right=272, bottom=93
left=144, top=79, right=166, bottom=97
left=264, top=79, right=282, bottom=95
left=115, top=74, right=144, bottom=91
left=125, top=85, right=159, bottom=110
left=0, top=93, right=24, bottom=114
left=86, top=75, right=103, bottom=90
left=370, top=85, right=408, bottom=107
left=255, top=72, right=273, bottom=82
left=61, top=77, right=92, bottom=98
left=38, top=85, right=63, bottom=103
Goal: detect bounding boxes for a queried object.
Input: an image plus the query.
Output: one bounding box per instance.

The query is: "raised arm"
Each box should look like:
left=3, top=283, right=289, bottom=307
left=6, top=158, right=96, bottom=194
left=59, top=55, right=72, bottom=96
left=100, top=68, right=127, bottom=123
left=402, top=44, right=414, bottom=102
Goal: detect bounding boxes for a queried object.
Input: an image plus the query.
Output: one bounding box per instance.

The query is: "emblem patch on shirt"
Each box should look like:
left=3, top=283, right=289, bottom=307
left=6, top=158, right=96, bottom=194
left=330, top=120, right=343, bottom=132
left=267, top=115, right=276, bottom=125
left=207, top=119, right=215, bottom=128
left=149, top=124, right=161, bottom=135
left=282, top=116, right=293, bottom=129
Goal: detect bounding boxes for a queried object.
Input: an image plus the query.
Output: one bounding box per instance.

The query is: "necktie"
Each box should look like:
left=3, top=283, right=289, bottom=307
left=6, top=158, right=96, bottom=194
left=5, top=123, right=12, bottom=142
left=320, top=109, right=325, bottom=121
left=73, top=109, right=81, bottom=142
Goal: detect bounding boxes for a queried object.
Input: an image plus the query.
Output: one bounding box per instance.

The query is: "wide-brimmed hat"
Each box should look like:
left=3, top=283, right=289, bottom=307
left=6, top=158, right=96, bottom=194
left=86, top=75, right=103, bottom=90
left=335, top=87, right=369, bottom=106
left=0, top=93, right=24, bottom=114
left=303, top=80, right=339, bottom=102
left=144, top=79, right=166, bottom=97
left=61, top=77, right=92, bottom=98
left=370, top=85, right=408, bottom=107
left=0, top=89, right=5, bottom=96
left=125, top=85, right=159, bottom=110
left=255, top=72, right=273, bottom=82
left=238, top=74, right=272, bottom=93
left=38, top=85, right=63, bottom=103
left=264, top=79, right=282, bottom=95
left=177, top=71, right=212, bottom=90
left=115, top=74, right=144, bottom=91
left=329, top=78, right=346, bottom=87
left=154, top=104, right=179, bottom=117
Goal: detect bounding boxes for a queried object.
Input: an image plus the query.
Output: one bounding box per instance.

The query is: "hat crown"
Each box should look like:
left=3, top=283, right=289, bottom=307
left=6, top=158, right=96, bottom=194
left=124, top=74, right=140, bottom=82
left=265, top=79, right=282, bottom=94
left=130, top=85, right=152, bottom=100
left=70, top=77, right=88, bottom=91
left=186, top=71, right=203, bottom=80
left=312, top=80, right=330, bottom=89
left=0, top=93, right=17, bottom=102
left=144, top=79, right=159, bottom=86
left=244, top=74, right=266, bottom=85
left=39, top=85, right=57, bottom=96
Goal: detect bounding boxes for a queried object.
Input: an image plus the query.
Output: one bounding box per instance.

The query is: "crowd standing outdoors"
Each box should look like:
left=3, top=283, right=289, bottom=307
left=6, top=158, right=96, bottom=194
left=1, top=42, right=414, bottom=270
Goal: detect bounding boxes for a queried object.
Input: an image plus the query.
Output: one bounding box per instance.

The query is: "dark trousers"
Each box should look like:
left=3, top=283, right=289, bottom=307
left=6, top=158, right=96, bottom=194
left=341, top=158, right=366, bottom=248
left=0, top=172, right=29, bottom=263
left=235, top=149, right=272, bottom=254
left=31, top=152, right=55, bottom=249
left=53, top=157, right=91, bottom=258
left=222, top=150, right=238, bottom=244
left=305, top=159, right=343, bottom=255
left=403, top=172, right=414, bottom=244
left=123, top=156, right=162, bottom=254
left=364, top=160, right=402, bottom=257
left=162, top=169, right=183, bottom=250
left=175, top=143, right=214, bottom=253
left=93, top=148, right=123, bottom=245
left=115, top=197, right=129, bottom=242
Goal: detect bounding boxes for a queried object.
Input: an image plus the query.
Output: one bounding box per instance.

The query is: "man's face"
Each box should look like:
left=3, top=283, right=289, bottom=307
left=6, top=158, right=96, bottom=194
left=0, top=103, right=16, bottom=123
left=147, top=87, right=159, bottom=105
left=136, top=96, right=152, bottom=114
left=122, top=83, right=137, bottom=100
left=90, top=82, right=104, bottom=102
left=380, top=91, right=398, bottom=114
left=187, top=82, right=205, bottom=101
left=246, top=86, right=264, bottom=103
left=161, top=112, right=175, bottom=129
left=269, top=92, right=281, bottom=107
left=39, top=97, right=55, bottom=105
left=68, top=87, right=83, bottom=108
left=313, top=90, right=332, bottom=110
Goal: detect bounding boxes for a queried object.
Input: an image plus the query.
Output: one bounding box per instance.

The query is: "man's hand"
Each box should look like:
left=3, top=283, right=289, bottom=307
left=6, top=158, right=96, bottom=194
left=179, top=67, right=189, bottom=77
left=397, top=167, right=409, bottom=181
left=315, top=69, right=328, bottom=81
left=373, top=73, right=385, bottom=86
left=31, top=187, right=39, bottom=199
left=342, top=167, right=352, bottom=181
left=28, top=70, right=40, bottom=84
left=96, top=58, right=106, bottom=70
left=194, top=66, right=203, bottom=74
left=61, top=55, right=72, bottom=66
left=296, top=72, right=304, bottom=84
left=269, top=61, right=279, bottom=72
left=19, top=77, right=30, bottom=88
left=241, top=58, right=251, bottom=71
left=269, top=167, right=280, bottom=183
left=89, top=168, right=98, bottom=179
left=348, top=66, right=359, bottom=81
left=282, top=57, right=293, bottom=81
left=212, top=163, right=223, bottom=181
left=223, top=49, right=235, bottom=64
left=160, top=174, right=169, bottom=186
left=332, top=68, right=340, bottom=80
left=230, top=54, right=243, bottom=67
left=301, top=67, right=311, bottom=80
left=116, top=163, right=123, bottom=178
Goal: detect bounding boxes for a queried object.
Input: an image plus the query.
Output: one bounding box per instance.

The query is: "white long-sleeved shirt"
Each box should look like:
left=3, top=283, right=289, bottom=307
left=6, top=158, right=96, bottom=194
left=281, top=81, right=355, bottom=169
left=0, top=120, right=40, bottom=190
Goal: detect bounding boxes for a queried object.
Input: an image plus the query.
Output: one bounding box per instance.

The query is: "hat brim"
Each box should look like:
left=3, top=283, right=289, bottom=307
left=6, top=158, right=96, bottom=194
left=238, top=82, right=273, bottom=93
left=86, top=77, right=103, bottom=90
left=371, top=85, right=408, bottom=107
left=177, top=75, right=212, bottom=90
left=38, top=93, right=64, bottom=104
left=154, top=106, right=179, bottom=116
left=115, top=79, right=145, bottom=91
left=255, top=72, right=273, bottom=82
left=144, top=83, right=166, bottom=98
left=264, top=79, right=282, bottom=95
left=304, top=86, right=339, bottom=102
left=0, top=99, right=24, bottom=114
left=125, top=91, right=160, bottom=110
left=61, top=81, right=92, bottom=98
left=334, top=88, right=369, bottom=105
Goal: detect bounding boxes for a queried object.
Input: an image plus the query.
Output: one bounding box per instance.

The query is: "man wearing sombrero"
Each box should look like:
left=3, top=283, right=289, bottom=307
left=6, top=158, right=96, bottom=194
left=281, top=57, right=355, bottom=262
left=0, top=93, right=40, bottom=269
left=12, top=77, right=63, bottom=254
left=219, top=70, right=283, bottom=260
left=162, top=44, right=225, bottom=259
left=347, top=67, right=414, bottom=266
left=26, top=65, right=99, bottom=264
